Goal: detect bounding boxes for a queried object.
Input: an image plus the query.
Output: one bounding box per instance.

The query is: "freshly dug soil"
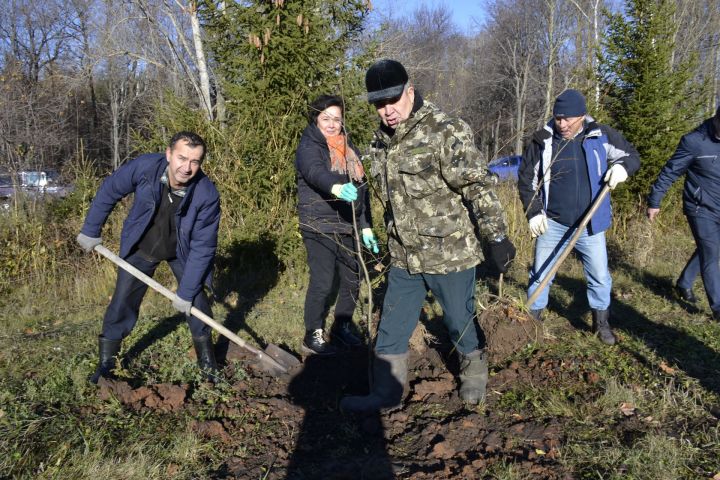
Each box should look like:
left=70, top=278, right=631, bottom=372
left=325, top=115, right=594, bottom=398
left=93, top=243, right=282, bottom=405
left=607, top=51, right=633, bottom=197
left=96, top=306, right=582, bottom=479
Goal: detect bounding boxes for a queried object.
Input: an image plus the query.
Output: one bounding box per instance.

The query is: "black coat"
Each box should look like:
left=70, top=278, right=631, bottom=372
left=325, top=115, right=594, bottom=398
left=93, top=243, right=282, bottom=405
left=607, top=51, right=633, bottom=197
left=295, top=123, right=371, bottom=234
left=648, top=119, right=720, bottom=221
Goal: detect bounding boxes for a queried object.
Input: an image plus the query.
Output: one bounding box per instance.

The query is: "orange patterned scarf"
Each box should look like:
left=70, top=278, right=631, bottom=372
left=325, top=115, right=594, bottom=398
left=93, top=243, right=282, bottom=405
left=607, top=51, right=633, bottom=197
left=326, top=134, right=364, bottom=182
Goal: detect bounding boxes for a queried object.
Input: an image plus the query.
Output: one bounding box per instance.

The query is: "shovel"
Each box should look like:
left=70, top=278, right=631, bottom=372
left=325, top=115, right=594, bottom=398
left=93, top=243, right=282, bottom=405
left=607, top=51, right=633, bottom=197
left=526, top=184, right=611, bottom=309
left=94, top=245, right=300, bottom=375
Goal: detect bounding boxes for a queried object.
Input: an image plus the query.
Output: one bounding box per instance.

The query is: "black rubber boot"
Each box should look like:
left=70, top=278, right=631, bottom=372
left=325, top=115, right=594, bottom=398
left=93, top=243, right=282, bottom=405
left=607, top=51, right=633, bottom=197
left=675, top=285, right=698, bottom=304
left=302, top=329, right=338, bottom=356
left=458, top=350, right=488, bottom=405
left=529, top=309, right=543, bottom=321
left=330, top=321, right=363, bottom=348
left=340, top=353, right=408, bottom=414
left=193, top=335, right=219, bottom=382
left=90, top=336, right=122, bottom=384
left=591, top=309, right=616, bottom=345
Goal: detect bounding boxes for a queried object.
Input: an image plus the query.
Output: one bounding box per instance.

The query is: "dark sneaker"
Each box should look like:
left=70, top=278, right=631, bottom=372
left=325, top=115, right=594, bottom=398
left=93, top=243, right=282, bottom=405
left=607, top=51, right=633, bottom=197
left=302, top=329, right=338, bottom=356
left=330, top=322, right=363, bottom=348
left=675, top=285, right=698, bottom=304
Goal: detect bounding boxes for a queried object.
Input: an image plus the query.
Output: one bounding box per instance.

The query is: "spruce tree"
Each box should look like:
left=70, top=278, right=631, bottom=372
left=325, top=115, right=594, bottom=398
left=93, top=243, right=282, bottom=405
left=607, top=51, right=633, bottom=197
left=600, top=0, right=705, bottom=210
left=197, top=0, right=374, bottom=255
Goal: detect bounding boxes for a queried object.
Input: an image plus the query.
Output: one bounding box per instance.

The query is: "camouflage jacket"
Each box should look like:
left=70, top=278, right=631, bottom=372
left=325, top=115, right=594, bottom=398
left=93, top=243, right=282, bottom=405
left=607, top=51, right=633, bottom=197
left=368, top=100, right=508, bottom=274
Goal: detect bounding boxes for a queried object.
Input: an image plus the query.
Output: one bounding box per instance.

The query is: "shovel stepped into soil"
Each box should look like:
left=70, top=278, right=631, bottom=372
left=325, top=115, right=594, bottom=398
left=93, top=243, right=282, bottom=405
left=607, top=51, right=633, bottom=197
left=93, top=244, right=299, bottom=375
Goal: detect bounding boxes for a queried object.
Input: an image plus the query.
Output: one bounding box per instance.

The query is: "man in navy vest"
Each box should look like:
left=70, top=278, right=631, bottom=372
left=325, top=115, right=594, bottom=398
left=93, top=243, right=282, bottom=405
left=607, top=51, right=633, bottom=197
left=76, top=131, right=221, bottom=383
left=647, top=107, right=720, bottom=320
left=518, top=90, right=640, bottom=344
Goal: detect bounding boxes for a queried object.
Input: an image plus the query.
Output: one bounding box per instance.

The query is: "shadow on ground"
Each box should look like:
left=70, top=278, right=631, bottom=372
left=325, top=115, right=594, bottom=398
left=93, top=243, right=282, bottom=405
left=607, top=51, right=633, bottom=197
left=213, top=234, right=284, bottom=361
left=552, top=273, right=720, bottom=396
left=285, top=350, right=396, bottom=479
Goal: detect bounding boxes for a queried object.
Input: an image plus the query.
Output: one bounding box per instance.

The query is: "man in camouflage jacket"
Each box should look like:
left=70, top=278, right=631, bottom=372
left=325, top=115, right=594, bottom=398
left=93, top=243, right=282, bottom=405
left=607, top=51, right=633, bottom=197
left=341, top=60, right=516, bottom=413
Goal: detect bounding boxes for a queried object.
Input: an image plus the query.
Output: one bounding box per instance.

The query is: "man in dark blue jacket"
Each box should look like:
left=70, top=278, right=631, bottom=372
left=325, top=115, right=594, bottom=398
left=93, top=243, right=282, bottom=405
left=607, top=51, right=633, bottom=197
left=519, top=89, right=640, bottom=345
left=647, top=107, right=720, bottom=320
left=76, top=131, right=221, bottom=383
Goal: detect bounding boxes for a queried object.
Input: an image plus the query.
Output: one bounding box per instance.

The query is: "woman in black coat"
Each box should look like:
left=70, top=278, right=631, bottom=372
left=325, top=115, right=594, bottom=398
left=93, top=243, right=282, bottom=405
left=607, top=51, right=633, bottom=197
left=295, top=95, right=378, bottom=355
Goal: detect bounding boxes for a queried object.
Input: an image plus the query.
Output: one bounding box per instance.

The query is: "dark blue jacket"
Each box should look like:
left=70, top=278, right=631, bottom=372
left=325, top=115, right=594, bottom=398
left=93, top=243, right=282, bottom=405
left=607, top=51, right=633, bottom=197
left=295, top=123, right=371, bottom=234
left=647, top=119, right=720, bottom=220
left=519, top=119, right=641, bottom=234
left=80, top=153, right=221, bottom=301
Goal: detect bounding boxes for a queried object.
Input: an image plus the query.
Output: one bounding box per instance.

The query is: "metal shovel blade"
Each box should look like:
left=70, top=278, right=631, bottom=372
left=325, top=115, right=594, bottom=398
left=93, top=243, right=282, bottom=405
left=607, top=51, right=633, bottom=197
left=264, top=343, right=301, bottom=370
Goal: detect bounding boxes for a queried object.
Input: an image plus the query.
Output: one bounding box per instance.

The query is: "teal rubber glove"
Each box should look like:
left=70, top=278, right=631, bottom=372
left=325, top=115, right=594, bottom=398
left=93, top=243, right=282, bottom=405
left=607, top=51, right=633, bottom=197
left=361, top=228, right=379, bottom=254
left=331, top=183, right=358, bottom=202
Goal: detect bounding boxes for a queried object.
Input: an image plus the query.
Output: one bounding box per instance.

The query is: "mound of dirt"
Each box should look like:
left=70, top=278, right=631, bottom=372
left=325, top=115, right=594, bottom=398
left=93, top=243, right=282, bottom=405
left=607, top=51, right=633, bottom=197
left=478, top=302, right=543, bottom=365
left=97, top=378, right=188, bottom=412
left=94, top=305, right=567, bottom=479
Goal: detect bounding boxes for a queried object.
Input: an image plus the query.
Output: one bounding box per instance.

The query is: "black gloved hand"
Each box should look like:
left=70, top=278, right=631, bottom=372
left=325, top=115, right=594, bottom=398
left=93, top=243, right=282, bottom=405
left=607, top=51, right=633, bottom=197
left=488, top=237, right=516, bottom=274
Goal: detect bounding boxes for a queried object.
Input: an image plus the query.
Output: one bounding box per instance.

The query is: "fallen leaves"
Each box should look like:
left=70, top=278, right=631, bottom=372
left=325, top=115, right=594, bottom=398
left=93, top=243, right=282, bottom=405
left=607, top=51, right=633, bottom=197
left=658, top=361, right=676, bottom=375
left=619, top=402, right=636, bottom=417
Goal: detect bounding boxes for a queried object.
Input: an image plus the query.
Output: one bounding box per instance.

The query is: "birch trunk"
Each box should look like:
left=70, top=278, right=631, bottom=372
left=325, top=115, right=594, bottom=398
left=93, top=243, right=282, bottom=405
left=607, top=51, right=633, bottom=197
left=189, top=1, right=213, bottom=121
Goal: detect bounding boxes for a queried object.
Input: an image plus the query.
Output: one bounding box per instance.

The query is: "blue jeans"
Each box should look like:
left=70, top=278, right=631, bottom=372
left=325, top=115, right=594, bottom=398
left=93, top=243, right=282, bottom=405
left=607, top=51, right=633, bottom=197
left=687, top=215, right=720, bottom=312
left=677, top=250, right=700, bottom=290
left=374, top=266, right=480, bottom=355
left=102, top=250, right=212, bottom=340
left=528, top=219, right=612, bottom=311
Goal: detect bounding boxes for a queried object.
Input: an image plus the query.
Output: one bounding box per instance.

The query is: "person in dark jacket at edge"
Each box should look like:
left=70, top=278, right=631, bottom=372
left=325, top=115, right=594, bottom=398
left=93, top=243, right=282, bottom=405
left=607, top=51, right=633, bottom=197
left=295, top=94, right=379, bottom=355
left=76, top=131, right=221, bottom=383
left=647, top=107, right=720, bottom=320
left=518, top=89, right=641, bottom=345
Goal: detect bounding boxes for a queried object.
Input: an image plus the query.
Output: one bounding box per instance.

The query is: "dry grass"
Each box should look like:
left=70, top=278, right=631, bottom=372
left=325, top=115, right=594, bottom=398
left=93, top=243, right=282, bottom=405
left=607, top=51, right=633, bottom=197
left=2, top=179, right=720, bottom=478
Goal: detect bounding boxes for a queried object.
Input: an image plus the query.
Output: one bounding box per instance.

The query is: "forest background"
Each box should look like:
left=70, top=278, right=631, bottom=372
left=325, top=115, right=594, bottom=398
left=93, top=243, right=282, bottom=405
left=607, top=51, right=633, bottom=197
left=3, top=0, right=719, bottom=266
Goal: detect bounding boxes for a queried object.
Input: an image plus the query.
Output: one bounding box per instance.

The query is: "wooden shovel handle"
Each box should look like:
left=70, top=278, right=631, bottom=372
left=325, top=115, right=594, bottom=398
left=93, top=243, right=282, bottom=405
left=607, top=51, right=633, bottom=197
left=94, top=245, right=287, bottom=373
left=525, top=184, right=611, bottom=309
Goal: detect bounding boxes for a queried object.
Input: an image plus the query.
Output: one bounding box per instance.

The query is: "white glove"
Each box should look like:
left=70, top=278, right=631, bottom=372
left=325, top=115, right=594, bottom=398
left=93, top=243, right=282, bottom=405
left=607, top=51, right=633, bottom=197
left=604, top=164, right=628, bottom=190
left=76, top=233, right=102, bottom=253
left=528, top=214, right=548, bottom=237
left=172, top=294, right=192, bottom=315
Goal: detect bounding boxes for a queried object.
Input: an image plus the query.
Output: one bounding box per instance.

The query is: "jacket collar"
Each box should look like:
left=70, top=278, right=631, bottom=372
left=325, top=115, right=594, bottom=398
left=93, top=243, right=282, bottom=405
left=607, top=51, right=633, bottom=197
left=152, top=154, right=202, bottom=210
left=376, top=95, right=433, bottom=145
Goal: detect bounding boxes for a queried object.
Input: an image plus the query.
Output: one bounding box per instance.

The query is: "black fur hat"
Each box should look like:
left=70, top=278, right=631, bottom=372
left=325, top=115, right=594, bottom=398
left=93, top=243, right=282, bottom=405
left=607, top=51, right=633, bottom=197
left=365, top=59, right=409, bottom=103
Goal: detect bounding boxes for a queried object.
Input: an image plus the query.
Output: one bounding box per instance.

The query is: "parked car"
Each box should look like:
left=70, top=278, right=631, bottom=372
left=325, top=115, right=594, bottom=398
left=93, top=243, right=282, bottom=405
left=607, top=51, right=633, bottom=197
left=488, top=155, right=522, bottom=181
left=0, top=170, right=73, bottom=207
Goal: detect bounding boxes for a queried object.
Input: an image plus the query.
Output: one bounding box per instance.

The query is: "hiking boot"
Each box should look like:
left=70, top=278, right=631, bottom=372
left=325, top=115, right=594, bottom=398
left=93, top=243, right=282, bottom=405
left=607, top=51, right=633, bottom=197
left=330, top=321, right=363, bottom=348
left=458, top=350, right=488, bottom=405
left=529, top=309, right=543, bottom=321
left=591, top=308, right=616, bottom=345
left=90, top=336, right=122, bottom=384
left=340, top=352, right=408, bottom=414
left=712, top=310, right=720, bottom=322
left=302, top=329, right=338, bottom=356
left=192, top=335, right=219, bottom=382
left=675, top=285, right=698, bottom=304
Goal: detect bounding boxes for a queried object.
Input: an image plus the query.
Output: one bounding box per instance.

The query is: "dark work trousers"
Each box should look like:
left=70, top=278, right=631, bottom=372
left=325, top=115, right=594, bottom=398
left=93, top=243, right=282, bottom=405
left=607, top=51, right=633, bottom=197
left=301, top=230, right=360, bottom=331
left=677, top=249, right=700, bottom=290
left=687, top=215, right=720, bottom=312
left=101, top=250, right=212, bottom=340
left=374, top=265, right=480, bottom=356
